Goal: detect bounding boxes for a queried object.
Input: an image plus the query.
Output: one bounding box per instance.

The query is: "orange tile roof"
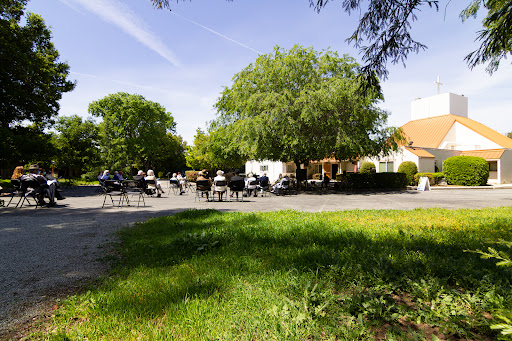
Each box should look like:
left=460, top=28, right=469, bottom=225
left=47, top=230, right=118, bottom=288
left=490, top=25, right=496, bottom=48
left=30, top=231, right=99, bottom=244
left=404, top=147, right=435, bottom=158
left=401, top=115, right=512, bottom=149
left=461, top=149, right=505, bottom=159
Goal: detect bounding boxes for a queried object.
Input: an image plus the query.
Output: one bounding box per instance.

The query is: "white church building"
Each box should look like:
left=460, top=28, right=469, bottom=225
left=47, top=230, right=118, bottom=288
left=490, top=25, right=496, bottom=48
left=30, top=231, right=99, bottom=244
left=246, top=92, right=512, bottom=184
left=362, top=92, right=512, bottom=184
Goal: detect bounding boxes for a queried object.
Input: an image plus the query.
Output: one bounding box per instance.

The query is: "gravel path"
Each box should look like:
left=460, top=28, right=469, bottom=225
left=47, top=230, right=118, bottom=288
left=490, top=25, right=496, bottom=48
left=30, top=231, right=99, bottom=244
left=2, top=185, right=512, bottom=339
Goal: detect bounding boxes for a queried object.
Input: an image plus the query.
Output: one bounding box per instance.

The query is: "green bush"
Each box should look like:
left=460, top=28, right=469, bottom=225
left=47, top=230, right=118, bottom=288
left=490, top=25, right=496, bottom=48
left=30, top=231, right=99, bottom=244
left=397, top=161, right=418, bottom=185
left=82, top=170, right=99, bottom=182
left=432, top=172, right=445, bottom=184
left=359, top=161, right=376, bottom=174
left=335, top=172, right=408, bottom=189
left=414, top=173, right=433, bottom=185
left=443, top=156, right=489, bottom=186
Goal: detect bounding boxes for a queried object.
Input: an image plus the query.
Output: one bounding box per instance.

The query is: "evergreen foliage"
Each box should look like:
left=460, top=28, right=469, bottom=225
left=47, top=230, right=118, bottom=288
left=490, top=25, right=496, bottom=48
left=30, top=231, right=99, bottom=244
left=397, top=161, right=418, bottom=185
left=359, top=161, right=376, bottom=174
left=443, top=156, right=489, bottom=186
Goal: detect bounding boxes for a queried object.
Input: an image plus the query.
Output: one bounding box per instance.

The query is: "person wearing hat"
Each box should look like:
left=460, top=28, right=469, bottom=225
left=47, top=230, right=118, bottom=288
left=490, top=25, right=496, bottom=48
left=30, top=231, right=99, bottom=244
left=213, top=170, right=227, bottom=201
left=20, top=164, right=56, bottom=206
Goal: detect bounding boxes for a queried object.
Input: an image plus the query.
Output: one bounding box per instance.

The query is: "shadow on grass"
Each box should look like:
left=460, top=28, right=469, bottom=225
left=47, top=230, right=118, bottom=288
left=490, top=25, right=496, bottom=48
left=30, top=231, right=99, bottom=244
left=104, top=209, right=512, bottom=321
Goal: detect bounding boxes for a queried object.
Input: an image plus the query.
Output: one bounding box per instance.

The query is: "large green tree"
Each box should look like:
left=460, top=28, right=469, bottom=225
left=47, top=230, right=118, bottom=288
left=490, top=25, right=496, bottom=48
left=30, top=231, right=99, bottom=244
left=88, top=92, right=176, bottom=171
left=213, top=45, right=402, bottom=168
left=150, top=0, right=512, bottom=77
left=153, top=132, right=188, bottom=173
left=0, top=0, right=75, bottom=127
left=186, top=128, right=245, bottom=171
left=52, top=115, right=100, bottom=176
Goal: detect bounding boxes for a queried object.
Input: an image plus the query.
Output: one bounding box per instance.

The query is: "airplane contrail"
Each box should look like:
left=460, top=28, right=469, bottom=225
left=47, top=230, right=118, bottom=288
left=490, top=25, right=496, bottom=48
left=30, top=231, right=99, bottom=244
left=169, top=10, right=263, bottom=56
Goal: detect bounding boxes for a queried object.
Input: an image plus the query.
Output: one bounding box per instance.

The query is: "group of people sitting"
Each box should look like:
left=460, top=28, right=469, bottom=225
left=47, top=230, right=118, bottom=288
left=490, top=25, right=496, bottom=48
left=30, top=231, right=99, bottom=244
left=99, top=169, right=166, bottom=197
left=194, top=169, right=288, bottom=201
left=169, top=172, right=187, bottom=195
left=11, top=164, right=65, bottom=207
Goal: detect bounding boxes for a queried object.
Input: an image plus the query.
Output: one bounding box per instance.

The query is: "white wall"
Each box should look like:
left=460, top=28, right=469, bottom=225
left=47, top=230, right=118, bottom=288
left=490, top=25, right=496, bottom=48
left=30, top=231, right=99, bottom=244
left=499, top=150, right=512, bottom=184
left=245, top=160, right=284, bottom=183
left=438, top=122, right=503, bottom=150
left=411, top=92, right=468, bottom=120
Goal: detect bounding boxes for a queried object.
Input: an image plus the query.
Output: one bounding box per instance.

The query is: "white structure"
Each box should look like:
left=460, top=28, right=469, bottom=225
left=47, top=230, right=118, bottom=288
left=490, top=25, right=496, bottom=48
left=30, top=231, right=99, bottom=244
left=364, top=92, right=512, bottom=184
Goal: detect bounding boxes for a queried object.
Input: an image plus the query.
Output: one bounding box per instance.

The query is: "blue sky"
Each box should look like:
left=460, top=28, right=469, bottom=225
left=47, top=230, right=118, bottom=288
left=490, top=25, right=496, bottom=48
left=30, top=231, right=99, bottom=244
left=25, top=0, right=512, bottom=144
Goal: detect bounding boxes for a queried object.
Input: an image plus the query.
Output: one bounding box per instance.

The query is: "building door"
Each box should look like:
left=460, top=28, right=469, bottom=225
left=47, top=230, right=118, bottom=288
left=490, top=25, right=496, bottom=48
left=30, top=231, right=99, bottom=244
left=331, top=164, right=338, bottom=178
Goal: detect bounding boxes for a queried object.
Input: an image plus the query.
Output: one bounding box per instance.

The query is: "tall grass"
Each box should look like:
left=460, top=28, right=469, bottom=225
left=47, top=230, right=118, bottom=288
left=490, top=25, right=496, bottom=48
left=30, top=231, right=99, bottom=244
left=37, top=208, right=512, bottom=340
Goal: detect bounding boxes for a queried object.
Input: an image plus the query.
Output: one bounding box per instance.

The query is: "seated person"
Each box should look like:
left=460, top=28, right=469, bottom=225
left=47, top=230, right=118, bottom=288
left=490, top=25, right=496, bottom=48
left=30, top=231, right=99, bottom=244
left=271, top=174, right=290, bottom=195
left=11, top=166, right=24, bottom=180
left=176, top=171, right=186, bottom=194
left=44, top=170, right=65, bottom=200
left=100, top=170, right=111, bottom=181
left=196, top=171, right=212, bottom=200
left=213, top=170, right=227, bottom=201
left=145, top=169, right=165, bottom=197
left=113, top=171, right=124, bottom=181
left=322, top=172, right=331, bottom=188
left=133, top=170, right=146, bottom=187
left=258, top=172, right=270, bottom=194
left=245, top=173, right=258, bottom=197
left=228, top=169, right=245, bottom=200
left=169, top=173, right=179, bottom=189
left=21, top=164, right=56, bottom=206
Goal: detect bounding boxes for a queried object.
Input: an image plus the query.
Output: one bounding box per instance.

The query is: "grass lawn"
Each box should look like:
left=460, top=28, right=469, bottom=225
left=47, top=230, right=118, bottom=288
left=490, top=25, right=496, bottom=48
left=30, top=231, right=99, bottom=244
left=34, top=208, right=512, bottom=340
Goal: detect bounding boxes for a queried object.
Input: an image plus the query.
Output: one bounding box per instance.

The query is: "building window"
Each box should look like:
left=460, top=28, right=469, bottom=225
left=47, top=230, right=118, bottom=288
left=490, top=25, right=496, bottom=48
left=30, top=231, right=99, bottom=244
left=313, top=164, right=322, bottom=174
left=260, top=165, right=268, bottom=172
left=379, top=161, right=394, bottom=172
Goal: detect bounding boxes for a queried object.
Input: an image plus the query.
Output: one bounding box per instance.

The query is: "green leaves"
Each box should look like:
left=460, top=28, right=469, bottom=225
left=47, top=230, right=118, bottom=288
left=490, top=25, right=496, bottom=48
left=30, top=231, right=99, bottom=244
left=213, top=45, right=400, bottom=166
left=89, top=92, right=177, bottom=170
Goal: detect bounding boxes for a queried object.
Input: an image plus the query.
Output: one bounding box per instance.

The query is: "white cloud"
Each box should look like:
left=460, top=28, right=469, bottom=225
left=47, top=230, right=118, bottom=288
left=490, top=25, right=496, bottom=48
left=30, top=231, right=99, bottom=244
left=59, top=0, right=181, bottom=67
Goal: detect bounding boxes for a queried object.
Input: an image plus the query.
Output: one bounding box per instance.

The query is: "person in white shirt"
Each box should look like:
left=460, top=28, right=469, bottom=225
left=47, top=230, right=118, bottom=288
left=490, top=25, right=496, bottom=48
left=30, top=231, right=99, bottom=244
left=245, top=173, right=258, bottom=197
left=145, top=169, right=165, bottom=197
left=176, top=171, right=186, bottom=195
left=213, top=170, right=227, bottom=201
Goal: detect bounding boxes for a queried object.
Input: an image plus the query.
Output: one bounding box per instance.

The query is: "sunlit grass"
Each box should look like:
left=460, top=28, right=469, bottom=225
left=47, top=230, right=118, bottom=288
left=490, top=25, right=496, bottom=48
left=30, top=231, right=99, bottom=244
left=36, top=208, right=512, bottom=340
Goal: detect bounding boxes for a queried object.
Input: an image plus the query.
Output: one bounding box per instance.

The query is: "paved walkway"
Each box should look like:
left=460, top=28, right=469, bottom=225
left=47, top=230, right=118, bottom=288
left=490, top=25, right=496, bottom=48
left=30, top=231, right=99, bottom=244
left=1, top=185, right=512, bottom=337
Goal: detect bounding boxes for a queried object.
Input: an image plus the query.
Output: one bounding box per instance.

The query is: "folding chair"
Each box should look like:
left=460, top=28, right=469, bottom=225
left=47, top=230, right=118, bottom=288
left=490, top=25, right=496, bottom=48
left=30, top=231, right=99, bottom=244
left=258, top=179, right=270, bottom=197
left=101, top=180, right=129, bottom=208
left=145, top=179, right=158, bottom=197
left=16, top=179, right=43, bottom=208
left=246, top=180, right=258, bottom=197
left=122, top=180, right=145, bottom=207
left=212, top=180, right=227, bottom=202
left=228, top=180, right=245, bottom=202
left=169, top=179, right=180, bottom=195
left=195, top=180, right=212, bottom=202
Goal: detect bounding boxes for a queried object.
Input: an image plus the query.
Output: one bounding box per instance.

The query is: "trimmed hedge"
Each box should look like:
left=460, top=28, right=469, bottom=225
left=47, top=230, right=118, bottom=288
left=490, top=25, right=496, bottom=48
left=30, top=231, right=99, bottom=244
left=414, top=172, right=447, bottom=185
left=335, top=172, right=408, bottom=189
left=359, top=162, right=376, bottom=174
left=443, top=156, right=489, bottom=186
left=397, top=161, right=418, bottom=185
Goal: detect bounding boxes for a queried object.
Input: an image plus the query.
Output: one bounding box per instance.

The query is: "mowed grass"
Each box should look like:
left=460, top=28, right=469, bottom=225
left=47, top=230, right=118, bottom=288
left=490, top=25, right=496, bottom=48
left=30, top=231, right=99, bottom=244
left=37, top=208, right=512, bottom=340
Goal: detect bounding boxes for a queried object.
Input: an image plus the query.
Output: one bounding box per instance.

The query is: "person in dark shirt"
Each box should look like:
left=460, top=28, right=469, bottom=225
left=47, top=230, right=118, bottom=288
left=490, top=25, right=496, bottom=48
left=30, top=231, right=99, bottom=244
left=228, top=169, right=245, bottom=200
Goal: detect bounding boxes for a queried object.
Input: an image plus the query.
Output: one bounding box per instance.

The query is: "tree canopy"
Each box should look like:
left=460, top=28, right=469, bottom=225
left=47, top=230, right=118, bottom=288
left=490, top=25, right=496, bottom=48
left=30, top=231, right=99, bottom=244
left=0, top=0, right=75, bottom=128
left=213, top=45, right=402, bottom=167
left=89, top=92, right=176, bottom=170
left=149, top=0, right=512, bottom=77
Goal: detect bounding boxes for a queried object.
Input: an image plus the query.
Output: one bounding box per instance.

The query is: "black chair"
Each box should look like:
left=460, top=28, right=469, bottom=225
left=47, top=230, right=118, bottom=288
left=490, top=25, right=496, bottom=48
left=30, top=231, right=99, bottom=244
left=212, top=180, right=227, bottom=202
left=195, top=180, right=211, bottom=202
left=258, top=179, right=270, bottom=197
left=228, top=180, right=245, bottom=202
left=122, top=180, right=145, bottom=207
left=246, top=180, right=258, bottom=197
left=13, top=179, right=43, bottom=208
left=145, top=179, right=158, bottom=197
left=102, top=180, right=128, bottom=208
left=169, top=179, right=180, bottom=195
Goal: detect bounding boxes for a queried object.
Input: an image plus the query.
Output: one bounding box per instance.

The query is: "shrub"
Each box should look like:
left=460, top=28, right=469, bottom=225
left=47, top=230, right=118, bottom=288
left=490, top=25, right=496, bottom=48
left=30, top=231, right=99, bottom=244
left=397, top=161, right=418, bottom=185
left=414, top=173, right=434, bottom=185
left=360, top=161, right=376, bottom=174
left=443, top=156, right=489, bottom=186
left=81, top=171, right=99, bottom=182
left=186, top=170, right=198, bottom=182
left=312, top=173, right=322, bottom=180
left=432, top=172, right=445, bottom=184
